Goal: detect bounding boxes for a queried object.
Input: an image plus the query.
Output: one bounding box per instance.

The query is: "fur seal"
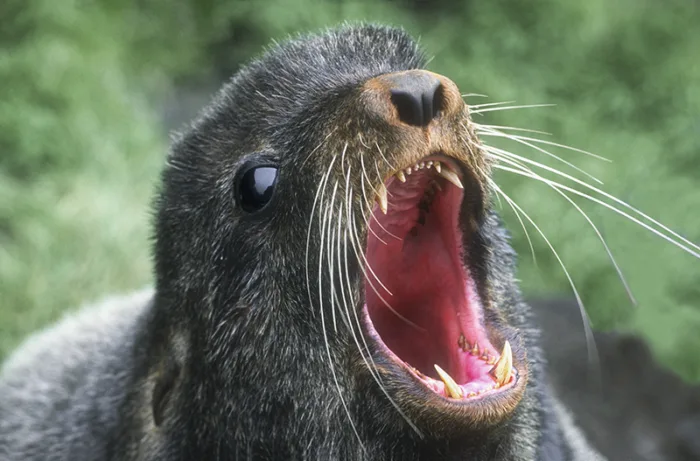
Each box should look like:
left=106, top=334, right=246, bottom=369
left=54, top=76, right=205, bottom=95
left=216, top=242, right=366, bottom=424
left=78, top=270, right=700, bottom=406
left=0, top=24, right=606, bottom=460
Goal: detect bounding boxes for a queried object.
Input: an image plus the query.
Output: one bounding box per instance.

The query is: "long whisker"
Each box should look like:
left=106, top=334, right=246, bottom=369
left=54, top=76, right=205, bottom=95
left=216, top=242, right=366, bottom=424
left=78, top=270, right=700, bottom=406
left=336, top=182, right=356, bottom=334
left=470, top=103, right=556, bottom=115
left=315, top=163, right=364, bottom=449
left=306, top=155, right=338, bottom=319
left=341, top=192, right=377, bottom=360
left=493, top=156, right=635, bottom=303
left=476, top=126, right=611, bottom=162
left=477, top=127, right=605, bottom=185
left=327, top=181, right=340, bottom=332
left=359, top=185, right=389, bottom=245
left=359, top=158, right=391, bottom=246
left=355, top=160, right=393, bottom=297
left=495, top=163, right=700, bottom=258
left=474, top=123, right=552, bottom=136
left=360, top=153, right=401, bottom=242
left=360, top=151, right=382, bottom=198
left=488, top=179, right=600, bottom=370
left=375, top=141, right=396, bottom=171
left=486, top=149, right=700, bottom=257
left=498, top=188, right=538, bottom=265
left=468, top=100, right=516, bottom=110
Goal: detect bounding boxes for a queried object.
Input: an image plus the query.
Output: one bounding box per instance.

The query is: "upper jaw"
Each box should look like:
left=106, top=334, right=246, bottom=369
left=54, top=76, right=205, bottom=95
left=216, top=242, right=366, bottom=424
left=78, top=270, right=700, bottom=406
left=372, top=155, right=466, bottom=215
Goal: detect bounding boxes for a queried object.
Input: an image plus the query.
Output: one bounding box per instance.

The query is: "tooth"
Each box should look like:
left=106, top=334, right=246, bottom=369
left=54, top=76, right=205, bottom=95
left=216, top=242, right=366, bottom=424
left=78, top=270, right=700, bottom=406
left=406, top=167, right=412, bottom=175
left=419, top=162, right=425, bottom=169
left=427, top=161, right=433, bottom=169
left=489, top=340, right=513, bottom=387
left=434, top=162, right=441, bottom=173
left=438, top=168, right=464, bottom=189
left=376, top=184, right=388, bottom=214
left=396, top=171, right=406, bottom=183
left=470, top=342, right=479, bottom=356
left=434, top=364, right=462, bottom=399
left=457, top=333, right=466, bottom=351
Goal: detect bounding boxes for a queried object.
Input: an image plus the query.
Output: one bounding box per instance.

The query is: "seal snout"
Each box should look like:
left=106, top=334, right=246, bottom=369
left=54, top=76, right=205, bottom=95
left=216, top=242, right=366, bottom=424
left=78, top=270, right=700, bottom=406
left=363, top=70, right=463, bottom=128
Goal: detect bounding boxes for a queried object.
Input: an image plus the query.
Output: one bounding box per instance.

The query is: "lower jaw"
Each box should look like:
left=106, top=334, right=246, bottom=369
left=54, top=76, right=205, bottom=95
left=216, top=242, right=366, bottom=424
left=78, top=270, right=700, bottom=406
left=361, top=310, right=528, bottom=436
left=362, top=303, right=517, bottom=401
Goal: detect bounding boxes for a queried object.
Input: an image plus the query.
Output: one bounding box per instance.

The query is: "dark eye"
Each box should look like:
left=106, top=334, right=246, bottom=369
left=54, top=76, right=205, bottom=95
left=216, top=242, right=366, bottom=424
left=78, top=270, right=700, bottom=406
left=238, top=166, right=278, bottom=212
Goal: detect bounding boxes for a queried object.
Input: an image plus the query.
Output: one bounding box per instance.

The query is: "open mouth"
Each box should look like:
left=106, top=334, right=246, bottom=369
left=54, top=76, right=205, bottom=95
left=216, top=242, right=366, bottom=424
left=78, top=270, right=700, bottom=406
left=363, top=156, right=517, bottom=401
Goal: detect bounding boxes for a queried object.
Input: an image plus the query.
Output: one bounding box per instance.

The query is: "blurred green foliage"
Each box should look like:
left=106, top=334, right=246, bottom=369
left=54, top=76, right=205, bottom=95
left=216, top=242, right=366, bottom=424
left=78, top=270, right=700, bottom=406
left=1, top=0, right=698, bottom=380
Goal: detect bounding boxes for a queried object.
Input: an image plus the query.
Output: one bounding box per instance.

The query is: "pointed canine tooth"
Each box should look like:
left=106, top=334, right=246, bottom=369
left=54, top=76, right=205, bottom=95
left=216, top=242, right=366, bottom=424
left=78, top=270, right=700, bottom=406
left=434, top=364, right=463, bottom=399
left=396, top=171, right=406, bottom=183
left=438, top=168, right=464, bottom=189
left=434, top=162, right=441, bottom=173
left=376, top=184, right=388, bottom=215
left=489, top=340, right=513, bottom=387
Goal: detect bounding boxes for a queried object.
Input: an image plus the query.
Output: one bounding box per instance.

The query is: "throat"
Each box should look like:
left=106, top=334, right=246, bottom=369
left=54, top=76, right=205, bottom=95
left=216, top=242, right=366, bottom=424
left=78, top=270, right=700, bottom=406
left=362, top=160, right=491, bottom=380
left=365, top=185, right=477, bottom=382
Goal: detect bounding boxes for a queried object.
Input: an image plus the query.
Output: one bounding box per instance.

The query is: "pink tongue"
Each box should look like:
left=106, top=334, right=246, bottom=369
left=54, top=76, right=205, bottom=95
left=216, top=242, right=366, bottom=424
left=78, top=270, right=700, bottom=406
left=365, top=170, right=491, bottom=384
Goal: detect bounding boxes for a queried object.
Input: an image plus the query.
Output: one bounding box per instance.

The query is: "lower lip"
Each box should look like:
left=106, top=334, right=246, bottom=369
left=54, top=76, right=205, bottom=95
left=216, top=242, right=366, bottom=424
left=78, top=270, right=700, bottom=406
left=361, top=305, right=516, bottom=401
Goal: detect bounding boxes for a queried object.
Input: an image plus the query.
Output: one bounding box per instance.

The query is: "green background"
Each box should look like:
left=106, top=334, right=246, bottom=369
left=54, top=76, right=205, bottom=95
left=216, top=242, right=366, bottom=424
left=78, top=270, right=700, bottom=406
left=1, top=0, right=699, bottom=380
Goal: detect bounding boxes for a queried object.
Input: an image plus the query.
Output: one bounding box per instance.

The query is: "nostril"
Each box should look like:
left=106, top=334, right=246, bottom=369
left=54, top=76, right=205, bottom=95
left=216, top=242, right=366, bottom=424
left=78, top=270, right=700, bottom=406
left=431, top=84, right=445, bottom=120
left=388, top=74, right=443, bottom=127
left=391, top=90, right=424, bottom=127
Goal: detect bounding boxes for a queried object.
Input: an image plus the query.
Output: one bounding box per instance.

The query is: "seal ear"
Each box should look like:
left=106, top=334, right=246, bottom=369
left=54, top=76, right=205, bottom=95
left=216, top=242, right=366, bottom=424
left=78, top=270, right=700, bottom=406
left=152, top=353, right=181, bottom=427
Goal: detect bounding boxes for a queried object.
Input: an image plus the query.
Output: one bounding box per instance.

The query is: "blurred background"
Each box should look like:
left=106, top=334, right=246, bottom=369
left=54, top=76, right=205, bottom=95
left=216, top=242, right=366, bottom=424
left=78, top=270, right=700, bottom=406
left=0, top=0, right=698, bottom=381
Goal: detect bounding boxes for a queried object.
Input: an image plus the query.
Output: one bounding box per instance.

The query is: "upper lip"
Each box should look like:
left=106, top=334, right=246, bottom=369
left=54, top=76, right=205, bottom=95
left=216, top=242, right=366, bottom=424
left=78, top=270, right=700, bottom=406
left=373, top=155, right=466, bottom=215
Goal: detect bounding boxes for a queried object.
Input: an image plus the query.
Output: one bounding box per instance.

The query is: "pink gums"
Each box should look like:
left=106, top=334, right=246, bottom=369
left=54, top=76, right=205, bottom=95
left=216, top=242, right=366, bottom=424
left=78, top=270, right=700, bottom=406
left=364, top=163, right=499, bottom=394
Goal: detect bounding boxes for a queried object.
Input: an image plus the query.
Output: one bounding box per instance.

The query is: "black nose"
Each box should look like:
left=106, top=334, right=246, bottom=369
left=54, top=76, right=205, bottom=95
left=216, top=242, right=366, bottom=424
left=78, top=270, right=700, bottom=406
left=387, top=71, right=444, bottom=127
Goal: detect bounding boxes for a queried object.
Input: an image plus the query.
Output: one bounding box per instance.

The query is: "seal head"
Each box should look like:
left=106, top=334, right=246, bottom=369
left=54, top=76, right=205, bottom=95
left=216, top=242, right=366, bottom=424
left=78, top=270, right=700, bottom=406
left=140, top=24, right=540, bottom=460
